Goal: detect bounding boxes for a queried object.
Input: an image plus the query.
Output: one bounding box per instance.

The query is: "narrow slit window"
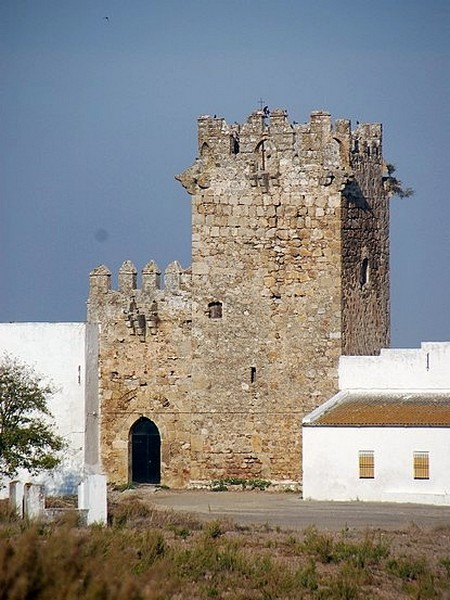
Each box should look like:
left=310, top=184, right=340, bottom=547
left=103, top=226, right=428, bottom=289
left=413, top=452, right=429, bottom=480
left=360, top=257, right=369, bottom=288
left=230, top=134, right=240, bottom=155
left=250, top=367, right=256, bottom=383
left=208, top=301, right=222, bottom=319
left=200, top=142, right=210, bottom=157
left=256, top=140, right=266, bottom=171
left=359, top=451, right=374, bottom=479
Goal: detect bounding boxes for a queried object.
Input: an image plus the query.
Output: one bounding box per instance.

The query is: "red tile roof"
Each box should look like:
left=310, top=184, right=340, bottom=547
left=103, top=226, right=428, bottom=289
left=308, top=393, right=450, bottom=427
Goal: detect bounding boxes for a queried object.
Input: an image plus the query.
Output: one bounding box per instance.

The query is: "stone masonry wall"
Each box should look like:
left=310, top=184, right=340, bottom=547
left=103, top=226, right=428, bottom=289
left=87, top=260, right=193, bottom=487
left=89, top=107, right=390, bottom=487
left=342, top=123, right=390, bottom=354
left=177, top=108, right=390, bottom=484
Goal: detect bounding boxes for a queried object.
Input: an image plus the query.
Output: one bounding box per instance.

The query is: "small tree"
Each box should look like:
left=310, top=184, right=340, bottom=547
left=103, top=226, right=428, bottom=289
left=383, top=163, right=414, bottom=198
left=0, top=354, right=65, bottom=479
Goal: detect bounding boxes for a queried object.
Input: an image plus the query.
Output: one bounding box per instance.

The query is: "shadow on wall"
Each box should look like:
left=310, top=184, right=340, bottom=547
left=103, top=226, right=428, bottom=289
left=45, top=469, right=83, bottom=496
left=342, top=180, right=371, bottom=212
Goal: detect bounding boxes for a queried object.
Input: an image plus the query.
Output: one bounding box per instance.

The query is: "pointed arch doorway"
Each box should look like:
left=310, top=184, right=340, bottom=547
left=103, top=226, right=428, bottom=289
left=129, top=417, right=161, bottom=484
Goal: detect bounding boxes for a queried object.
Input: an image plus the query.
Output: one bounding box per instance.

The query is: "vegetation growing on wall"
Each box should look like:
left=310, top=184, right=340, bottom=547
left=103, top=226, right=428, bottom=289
left=383, top=163, right=414, bottom=198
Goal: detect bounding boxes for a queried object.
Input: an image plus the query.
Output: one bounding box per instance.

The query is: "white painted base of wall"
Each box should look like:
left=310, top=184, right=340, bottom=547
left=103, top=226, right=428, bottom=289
left=78, top=474, right=107, bottom=525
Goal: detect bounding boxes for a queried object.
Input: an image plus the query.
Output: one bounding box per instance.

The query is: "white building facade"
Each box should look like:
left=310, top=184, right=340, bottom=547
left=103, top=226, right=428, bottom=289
left=303, top=342, right=450, bottom=505
left=0, top=323, right=100, bottom=496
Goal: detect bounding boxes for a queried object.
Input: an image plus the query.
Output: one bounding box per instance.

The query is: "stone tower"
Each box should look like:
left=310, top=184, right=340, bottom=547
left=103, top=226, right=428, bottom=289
left=88, top=108, right=389, bottom=488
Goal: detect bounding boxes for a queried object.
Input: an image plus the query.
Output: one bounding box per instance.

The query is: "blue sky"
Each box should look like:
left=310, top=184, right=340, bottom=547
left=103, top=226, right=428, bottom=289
left=1, top=0, right=449, bottom=348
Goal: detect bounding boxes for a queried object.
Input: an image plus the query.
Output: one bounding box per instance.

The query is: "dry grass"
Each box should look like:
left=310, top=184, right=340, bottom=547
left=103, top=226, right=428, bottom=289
left=0, top=496, right=449, bottom=599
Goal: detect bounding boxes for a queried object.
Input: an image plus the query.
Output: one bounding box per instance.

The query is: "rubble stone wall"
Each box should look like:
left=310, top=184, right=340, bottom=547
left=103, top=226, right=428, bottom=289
left=87, top=261, right=193, bottom=487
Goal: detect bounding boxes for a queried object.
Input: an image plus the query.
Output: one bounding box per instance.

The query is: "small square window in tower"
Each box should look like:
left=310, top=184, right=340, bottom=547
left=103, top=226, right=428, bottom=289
left=208, top=301, right=222, bottom=319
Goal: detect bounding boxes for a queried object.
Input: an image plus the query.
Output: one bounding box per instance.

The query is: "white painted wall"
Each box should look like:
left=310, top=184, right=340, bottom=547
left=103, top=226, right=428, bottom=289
left=303, top=426, right=450, bottom=505
left=0, top=323, right=99, bottom=496
left=340, top=342, right=450, bottom=390
left=303, top=341, right=450, bottom=505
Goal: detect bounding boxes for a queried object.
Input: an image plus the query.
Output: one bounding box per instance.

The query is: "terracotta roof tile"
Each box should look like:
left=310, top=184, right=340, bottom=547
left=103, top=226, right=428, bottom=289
left=310, top=393, right=450, bottom=427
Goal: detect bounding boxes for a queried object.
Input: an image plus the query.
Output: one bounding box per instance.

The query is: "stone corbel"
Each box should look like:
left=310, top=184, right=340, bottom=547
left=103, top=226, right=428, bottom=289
left=176, top=162, right=210, bottom=195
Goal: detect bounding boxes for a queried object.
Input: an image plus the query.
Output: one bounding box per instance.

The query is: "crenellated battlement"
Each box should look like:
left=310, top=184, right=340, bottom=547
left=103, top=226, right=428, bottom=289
left=177, top=108, right=383, bottom=196
left=194, top=109, right=293, bottom=162
left=351, top=121, right=383, bottom=160
left=194, top=109, right=381, bottom=161
left=89, top=260, right=191, bottom=296
left=87, top=260, right=192, bottom=339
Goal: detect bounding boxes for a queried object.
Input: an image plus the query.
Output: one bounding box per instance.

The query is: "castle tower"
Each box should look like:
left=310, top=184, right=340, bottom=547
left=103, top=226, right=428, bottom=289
left=176, top=108, right=389, bottom=484
left=88, top=107, right=389, bottom=488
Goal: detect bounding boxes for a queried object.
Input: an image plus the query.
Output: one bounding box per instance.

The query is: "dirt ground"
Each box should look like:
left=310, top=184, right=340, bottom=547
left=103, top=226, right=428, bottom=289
left=124, top=487, right=450, bottom=531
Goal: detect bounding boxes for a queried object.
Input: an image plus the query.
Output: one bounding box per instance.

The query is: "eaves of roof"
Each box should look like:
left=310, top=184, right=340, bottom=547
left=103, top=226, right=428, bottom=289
left=305, top=392, right=450, bottom=427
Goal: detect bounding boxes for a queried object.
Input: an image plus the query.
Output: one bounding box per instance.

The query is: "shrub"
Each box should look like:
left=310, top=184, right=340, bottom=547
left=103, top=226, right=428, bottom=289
left=210, top=478, right=271, bottom=491
left=210, top=480, right=228, bottom=492
left=110, top=497, right=154, bottom=528
left=302, top=526, right=335, bottom=563
left=387, top=555, right=429, bottom=581
left=333, top=531, right=390, bottom=567
left=440, top=557, right=450, bottom=578
left=167, top=524, right=191, bottom=539
left=327, top=562, right=365, bottom=599
left=203, top=520, right=223, bottom=539
left=248, top=479, right=271, bottom=491
left=293, top=560, right=319, bottom=591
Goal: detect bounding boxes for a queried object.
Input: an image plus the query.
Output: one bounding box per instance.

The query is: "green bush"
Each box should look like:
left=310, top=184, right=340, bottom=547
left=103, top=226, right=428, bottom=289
left=302, top=526, right=335, bottom=563
left=387, top=556, right=428, bottom=581
left=327, top=562, right=365, bottom=599
left=210, top=478, right=271, bottom=491
left=333, top=532, right=390, bottom=567
left=440, top=557, right=450, bottom=578
left=203, top=520, right=223, bottom=539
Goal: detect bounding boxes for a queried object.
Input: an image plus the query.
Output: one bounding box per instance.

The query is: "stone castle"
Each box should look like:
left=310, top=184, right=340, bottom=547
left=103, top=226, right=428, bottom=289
left=87, top=108, right=390, bottom=488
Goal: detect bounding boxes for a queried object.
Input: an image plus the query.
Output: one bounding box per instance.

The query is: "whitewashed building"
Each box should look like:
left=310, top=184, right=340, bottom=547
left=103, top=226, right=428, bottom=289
left=0, top=323, right=100, bottom=496
left=303, top=342, right=450, bottom=505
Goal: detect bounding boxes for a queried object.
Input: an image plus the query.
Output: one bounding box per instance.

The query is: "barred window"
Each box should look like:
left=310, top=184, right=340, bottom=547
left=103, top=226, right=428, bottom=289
left=413, top=452, right=429, bottom=480
left=359, top=451, right=374, bottom=479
